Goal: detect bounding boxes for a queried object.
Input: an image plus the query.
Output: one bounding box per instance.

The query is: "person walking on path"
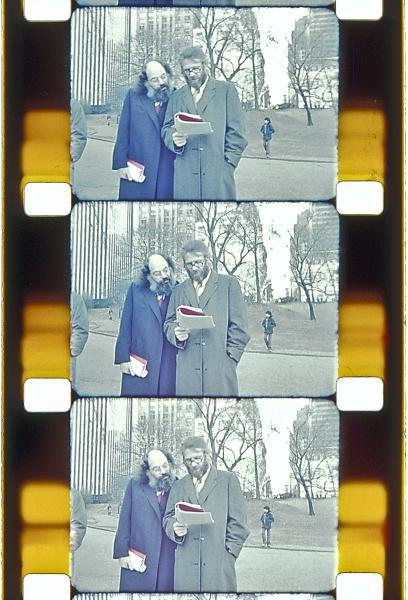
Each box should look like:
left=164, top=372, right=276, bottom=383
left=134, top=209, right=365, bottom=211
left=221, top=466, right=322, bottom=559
left=262, top=310, right=276, bottom=352
left=260, top=117, right=275, bottom=159
left=260, top=505, right=274, bottom=548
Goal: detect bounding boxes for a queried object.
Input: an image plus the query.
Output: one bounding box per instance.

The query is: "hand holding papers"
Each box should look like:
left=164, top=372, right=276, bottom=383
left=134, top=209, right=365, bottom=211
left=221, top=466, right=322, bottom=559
left=177, top=305, right=215, bottom=330
left=175, top=502, right=214, bottom=527
left=129, top=353, right=148, bottom=378
left=175, top=112, right=214, bottom=136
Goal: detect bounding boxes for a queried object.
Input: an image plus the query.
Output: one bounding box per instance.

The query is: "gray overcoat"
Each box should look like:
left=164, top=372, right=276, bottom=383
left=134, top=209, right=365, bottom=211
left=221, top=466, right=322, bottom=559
left=162, top=77, right=247, bottom=200
left=163, top=467, right=249, bottom=592
left=164, top=271, right=250, bottom=396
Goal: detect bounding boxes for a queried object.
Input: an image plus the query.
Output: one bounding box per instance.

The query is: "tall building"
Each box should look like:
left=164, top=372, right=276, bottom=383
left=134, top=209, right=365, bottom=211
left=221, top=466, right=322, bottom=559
left=71, top=202, right=113, bottom=302
left=289, top=9, right=339, bottom=109
left=290, top=204, right=339, bottom=302
left=72, top=8, right=109, bottom=106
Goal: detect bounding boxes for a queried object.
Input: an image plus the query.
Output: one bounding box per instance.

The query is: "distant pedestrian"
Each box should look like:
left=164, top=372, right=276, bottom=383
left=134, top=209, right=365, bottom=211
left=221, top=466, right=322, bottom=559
left=262, top=310, right=276, bottom=352
left=260, top=117, right=275, bottom=159
left=108, top=307, right=113, bottom=320
left=260, top=505, right=274, bottom=547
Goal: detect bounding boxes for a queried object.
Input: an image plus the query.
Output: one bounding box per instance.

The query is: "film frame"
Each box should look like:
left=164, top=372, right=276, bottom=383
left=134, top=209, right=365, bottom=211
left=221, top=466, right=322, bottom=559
left=2, top=0, right=404, bottom=599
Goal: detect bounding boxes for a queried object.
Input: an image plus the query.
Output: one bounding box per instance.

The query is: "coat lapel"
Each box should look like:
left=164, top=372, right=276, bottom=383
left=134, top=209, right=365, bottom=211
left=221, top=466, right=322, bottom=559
left=142, top=483, right=161, bottom=520
left=197, top=466, right=217, bottom=506
left=140, top=94, right=160, bottom=131
left=181, top=85, right=199, bottom=116
left=182, top=474, right=199, bottom=504
left=198, top=270, right=218, bottom=311
left=196, top=77, right=216, bottom=116
left=182, top=278, right=200, bottom=309
left=142, top=287, right=162, bottom=325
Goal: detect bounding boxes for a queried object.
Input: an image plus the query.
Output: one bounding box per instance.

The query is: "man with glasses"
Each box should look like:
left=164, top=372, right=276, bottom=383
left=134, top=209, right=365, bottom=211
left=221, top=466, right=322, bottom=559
left=162, top=46, right=247, bottom=200
left=115, top=254, right=177, bottom=396
left=114, top=449, right=177, bottom=591
left=164, top=240, right=250, bottom=396
left=113, top=60, right=175, bottom=199
left=163, top=437, right=249, bottom=592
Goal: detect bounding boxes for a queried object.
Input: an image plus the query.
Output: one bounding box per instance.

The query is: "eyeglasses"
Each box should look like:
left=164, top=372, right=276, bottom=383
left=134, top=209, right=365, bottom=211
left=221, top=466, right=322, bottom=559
left=150, top=464, right=169, bottom=474
left=183, top=66, right=203, bottom=75
left=148, top=73, right=167, bottom=84
left=184, top=455, right=204, bottom=465
left=185, top=259, right=205, bottom=269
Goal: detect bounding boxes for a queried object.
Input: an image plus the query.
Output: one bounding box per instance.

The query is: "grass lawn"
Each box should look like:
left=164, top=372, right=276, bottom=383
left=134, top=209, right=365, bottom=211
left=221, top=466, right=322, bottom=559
left=246, top=302, right=338, bottom=355
left=244, top=108, right=337, bottom=162
left=246, top=497, right=337, bottom=549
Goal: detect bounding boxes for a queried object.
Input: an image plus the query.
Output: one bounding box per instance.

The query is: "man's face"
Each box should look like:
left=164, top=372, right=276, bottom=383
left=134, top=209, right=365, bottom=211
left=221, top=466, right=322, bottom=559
left=183, top=448, right=210, bottom=479
left=146, top=450, right=173, bottom=492
left=181, top=58, right=206, bottom=89
left=184, top=251, right=210, bottom=283
left=148, top=255, right=171, bottom=287
left=145, top=61, right=169, bottom=96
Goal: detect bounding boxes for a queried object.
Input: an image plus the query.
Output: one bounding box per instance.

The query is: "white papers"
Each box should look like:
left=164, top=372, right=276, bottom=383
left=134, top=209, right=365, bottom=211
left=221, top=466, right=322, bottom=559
left=175, top=112, right=213, bottom=136
left=176, top=305, right=215, bottom=330
left=175, top=502, right=214, bottom=526
left=129, top=353, right=148, bottom=378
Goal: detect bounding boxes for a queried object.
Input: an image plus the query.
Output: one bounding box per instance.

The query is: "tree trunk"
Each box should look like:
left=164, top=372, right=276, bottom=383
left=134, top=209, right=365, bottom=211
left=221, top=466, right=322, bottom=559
left=253, top=442, right=260, bottom=499
left=251, top=50, right=259, bottom=110
left=253, top=245, right=262, bottom=303
left=299, top=473, right=315, bottom=516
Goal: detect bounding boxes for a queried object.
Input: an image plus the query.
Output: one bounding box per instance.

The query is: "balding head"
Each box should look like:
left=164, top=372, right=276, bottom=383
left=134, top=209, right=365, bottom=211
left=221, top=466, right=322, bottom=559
left=144, top=61, right=171, bottom=97
left=145, top=448, right=174, bottom=492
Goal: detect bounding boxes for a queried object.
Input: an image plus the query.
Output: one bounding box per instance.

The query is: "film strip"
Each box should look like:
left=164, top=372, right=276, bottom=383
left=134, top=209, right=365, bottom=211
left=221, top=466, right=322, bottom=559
left=3, top=0, right=404, bottom=599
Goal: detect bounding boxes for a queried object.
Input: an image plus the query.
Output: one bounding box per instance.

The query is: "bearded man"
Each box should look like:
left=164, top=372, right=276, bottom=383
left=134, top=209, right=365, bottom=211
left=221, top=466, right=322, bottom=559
left=113, top=60, right=175, bottom=199
left=115, top=254, right=177, bottom=396
left=164, top=240, right=250, bottom=396
left=163, top=437, right=249, bottom=592
left=114, top=449, right=177, bottom=592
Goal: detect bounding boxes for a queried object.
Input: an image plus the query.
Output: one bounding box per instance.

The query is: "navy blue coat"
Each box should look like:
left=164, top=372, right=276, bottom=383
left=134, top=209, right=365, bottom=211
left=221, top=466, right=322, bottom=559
left=112, top=89, right=174, bottom=200
left=115, top=283, right=176, bottom=396
left=113, top=478, right=176, bottom=592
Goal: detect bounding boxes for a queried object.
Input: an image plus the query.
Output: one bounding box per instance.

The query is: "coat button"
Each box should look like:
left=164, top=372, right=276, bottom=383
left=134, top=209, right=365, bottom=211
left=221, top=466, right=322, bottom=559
left=202, top=342, right=206, bottom=346
left=200, top=537, right=205, bottom=541
left=199, top=147, right=203, bottom=151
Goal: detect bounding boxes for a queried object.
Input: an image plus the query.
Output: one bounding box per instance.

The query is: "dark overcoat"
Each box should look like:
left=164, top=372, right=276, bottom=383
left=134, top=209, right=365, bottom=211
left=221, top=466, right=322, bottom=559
left=115, top=282, right=176, bottom=396
left=164, top=271, right=250, bottom=396
left=113, top=478, right=176, bottom=592
left=162, top=78, right=247, bottom=200
left=163, top=468, right=249, bottom=592
left=112, top=89, right=174, bottom=200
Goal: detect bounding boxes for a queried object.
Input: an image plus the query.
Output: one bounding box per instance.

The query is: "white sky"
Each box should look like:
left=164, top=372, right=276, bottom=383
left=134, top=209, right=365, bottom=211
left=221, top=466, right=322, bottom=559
left=255, top=8, right=308, bottom=104
left=259, top=202, right=310, bottom=298
left=257, top=398, right=309, bottom=495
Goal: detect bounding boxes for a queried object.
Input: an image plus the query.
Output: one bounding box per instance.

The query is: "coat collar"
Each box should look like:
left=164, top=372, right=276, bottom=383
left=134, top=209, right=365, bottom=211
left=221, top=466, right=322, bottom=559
left=181, top=270, right=218, bottom=311
left=197, top=270, right=218, bottom=311
left=141, top=482, right=162, bottom=520
left=140, top=93, right=161, bottom=132
left=141, top=286, right=164, bottom=325
left=181, top=77, right=216, bottom=117
left=196, top=466, right=217, bottom=505
left=196, top=77, right=216, bottom=115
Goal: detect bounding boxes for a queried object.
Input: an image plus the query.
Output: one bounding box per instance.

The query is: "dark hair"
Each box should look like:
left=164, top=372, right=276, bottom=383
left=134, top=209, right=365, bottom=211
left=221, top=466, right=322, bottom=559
left=264, top=117, right=271, bottom=122
left=179, top=46, right=207, bottom=66
left=181, top=436, right=209, bottom=455
left=264, top=505, right=270, bottom=511
left=181, top=240, right=209, bottom=261
left=135, top=61, right=173, bottom=95
left=138, top=254, right=175, bottom=287
left=139, top=448, right=175, bottom=484
left=265, top=310, right=272, bottom=316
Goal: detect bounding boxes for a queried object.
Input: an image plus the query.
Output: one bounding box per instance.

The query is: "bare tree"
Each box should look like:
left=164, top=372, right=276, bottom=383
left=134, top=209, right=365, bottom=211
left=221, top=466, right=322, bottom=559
left=289, top=404, right=338, bottom=516
left=189, top=8, right=265, bottom=109
left=289, top=207, right=339, bottom=318
left=288, top=20, right=328, bottom=126
left=193, top=203, right=271, bottom=303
